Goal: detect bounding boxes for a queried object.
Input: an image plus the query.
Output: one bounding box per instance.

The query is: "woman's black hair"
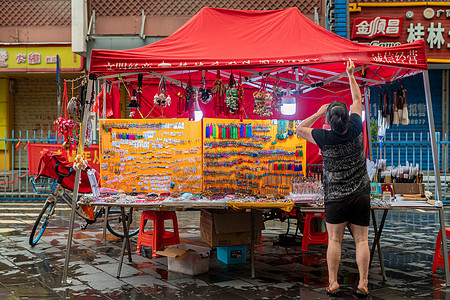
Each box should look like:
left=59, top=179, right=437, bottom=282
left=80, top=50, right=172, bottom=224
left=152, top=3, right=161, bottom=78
left=326, top=101, right=349, bottom=134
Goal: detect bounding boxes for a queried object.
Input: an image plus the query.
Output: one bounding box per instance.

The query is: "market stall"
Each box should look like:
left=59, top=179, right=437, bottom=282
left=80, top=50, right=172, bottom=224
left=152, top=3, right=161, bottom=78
left=61, top=7, right=446, bottom=284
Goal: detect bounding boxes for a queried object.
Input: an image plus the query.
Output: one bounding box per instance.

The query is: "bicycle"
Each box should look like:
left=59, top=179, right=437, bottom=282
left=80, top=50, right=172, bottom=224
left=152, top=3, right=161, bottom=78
left=29, top=151, right=140, bottom=247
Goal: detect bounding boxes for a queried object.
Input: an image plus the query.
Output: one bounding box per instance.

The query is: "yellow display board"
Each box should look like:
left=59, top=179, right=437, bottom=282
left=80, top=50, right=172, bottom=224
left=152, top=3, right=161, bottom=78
left=203, top=118, right=306, bottom=196
left=99, top=119, right=202, bottom=194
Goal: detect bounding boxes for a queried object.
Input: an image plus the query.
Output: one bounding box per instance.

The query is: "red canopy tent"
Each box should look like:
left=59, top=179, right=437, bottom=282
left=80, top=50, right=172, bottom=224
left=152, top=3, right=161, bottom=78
left=62, top=7, right=447, bottom=285
left=85, top=7, right=444, bottom=200
left=90, top=7, right=427, bottom=75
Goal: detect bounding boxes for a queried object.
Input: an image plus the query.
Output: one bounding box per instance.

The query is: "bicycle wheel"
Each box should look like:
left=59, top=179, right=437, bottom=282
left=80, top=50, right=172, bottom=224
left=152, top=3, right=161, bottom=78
left=106, top=206, right=140, bottom=238
left=29, top=201, right=55, bottom=247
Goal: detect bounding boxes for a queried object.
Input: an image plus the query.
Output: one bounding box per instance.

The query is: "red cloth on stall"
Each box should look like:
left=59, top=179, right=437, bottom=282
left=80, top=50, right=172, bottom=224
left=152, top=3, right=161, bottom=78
left=93, top=85, right=113, bottom=118
left=111, top=85, right=121, bottom=119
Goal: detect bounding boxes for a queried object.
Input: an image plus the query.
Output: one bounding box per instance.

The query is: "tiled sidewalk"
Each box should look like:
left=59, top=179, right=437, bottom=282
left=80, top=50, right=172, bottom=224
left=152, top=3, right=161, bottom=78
left=0, top=201, right=449, bottom=299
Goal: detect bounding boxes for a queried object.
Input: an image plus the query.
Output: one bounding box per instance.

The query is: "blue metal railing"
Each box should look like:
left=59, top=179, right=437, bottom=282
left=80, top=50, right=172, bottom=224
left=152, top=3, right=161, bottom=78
left=372, top=131, right=449, bottom=201
left=0, top=129, right=448, bottom=200
left=0, top=130, right=98, bottom=200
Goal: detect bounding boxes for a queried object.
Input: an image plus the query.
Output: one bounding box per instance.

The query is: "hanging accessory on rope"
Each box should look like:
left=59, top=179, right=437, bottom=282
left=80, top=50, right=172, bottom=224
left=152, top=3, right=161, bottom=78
left=288, top=120, right=294, bottom=137
left=73, top=152, right=88, bottom=170
left=377, top=90, right=383, bottom=128
left=237, top=72, right=245, bottom=122
left=54, top=80, right=78, bottom=149
left=392, top=89, right=399, bottom=125
left=211, top=70, right=226, bottom=116
left=73, top=119, right=88, bottom=171
left=67, top=96, right=82, bottom=123
left=84, top=85, right=95, bottom=148
left=389, top=87, right=395, bottom=127
left=199, top=74, right=212, bottom=104
left=185, top=74, right=194, bottom=113
left=385, top=87, right=390, bottom=130
left=177, top=73, right=186, bottom=115
left=253, top=75, right=273, bottom=117
left=276, top=120, right=288, bottom=140
left=154, top=76, right=171, bottom=107
left=272, top=73, right=283, bottom=112
left=397, top=86, right=403, bottom=122
left=401, top=85, right=409, bottom=125
left=225, top=71, right=239, bottom=114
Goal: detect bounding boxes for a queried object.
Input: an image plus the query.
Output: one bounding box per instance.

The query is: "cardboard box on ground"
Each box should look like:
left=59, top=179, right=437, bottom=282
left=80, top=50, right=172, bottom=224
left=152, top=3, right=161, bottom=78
left=156, top=244, right=211, bottom=276
left=200, top=209, right=265, bottom=247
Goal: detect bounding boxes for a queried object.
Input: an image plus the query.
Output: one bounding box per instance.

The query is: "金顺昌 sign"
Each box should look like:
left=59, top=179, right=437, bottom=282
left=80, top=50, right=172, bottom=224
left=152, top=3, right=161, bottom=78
left=352, top=16, right=403, bottom=39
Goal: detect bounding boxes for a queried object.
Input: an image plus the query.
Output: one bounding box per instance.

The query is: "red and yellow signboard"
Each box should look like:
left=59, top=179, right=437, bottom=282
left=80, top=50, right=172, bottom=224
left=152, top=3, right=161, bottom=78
left=350, top=3, right=450, bottom=63
left=0, top=44, right=84, bottom=72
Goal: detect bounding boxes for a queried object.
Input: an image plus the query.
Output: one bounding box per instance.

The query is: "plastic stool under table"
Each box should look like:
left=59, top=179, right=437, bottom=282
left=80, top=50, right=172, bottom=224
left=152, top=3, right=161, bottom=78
left=136, top=210, right=180, bottom=256
left=302, top=212, right=328, bottom=251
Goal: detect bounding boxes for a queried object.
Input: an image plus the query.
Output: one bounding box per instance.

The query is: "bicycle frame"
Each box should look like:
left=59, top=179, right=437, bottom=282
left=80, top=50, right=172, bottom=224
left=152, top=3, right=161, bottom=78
left=45, top=184, right=99, bottom=224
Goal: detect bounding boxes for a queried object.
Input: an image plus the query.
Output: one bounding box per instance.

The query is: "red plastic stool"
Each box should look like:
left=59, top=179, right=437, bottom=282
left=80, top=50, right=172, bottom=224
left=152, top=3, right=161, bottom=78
left=136, top=210, right=180, bottom=256
left=432, top=228, right=450, bottom=273
left=302, top=212, right=328, bottom=251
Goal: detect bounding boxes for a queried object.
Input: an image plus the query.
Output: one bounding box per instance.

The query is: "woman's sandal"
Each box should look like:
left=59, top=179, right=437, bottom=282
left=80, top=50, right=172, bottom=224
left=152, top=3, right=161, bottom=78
left=356, top=287, right=369, bottom=297
left=326, top=286, right=340, bottom=296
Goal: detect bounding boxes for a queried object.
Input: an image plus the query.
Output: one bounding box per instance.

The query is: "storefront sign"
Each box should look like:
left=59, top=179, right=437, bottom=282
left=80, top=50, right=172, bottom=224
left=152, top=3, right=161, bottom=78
left=0, top=44, right=84, bottom=72
left=352, top=16, right=403, bottom=39
left=350, top=4, right=450, bottom=62
left=28, top=143, right=99, bottom=175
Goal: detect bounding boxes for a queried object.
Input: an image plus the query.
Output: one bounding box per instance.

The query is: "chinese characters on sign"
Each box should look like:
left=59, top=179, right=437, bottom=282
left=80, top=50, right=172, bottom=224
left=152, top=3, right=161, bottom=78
left=27, top=52, right=41, bottom=64
left=0, top=49, right=8, bottom=67
left=371, top=50, right=418, bottom=65
left=0, top=46, right=82, bottom=72
left=27, top=143, right=100, bottom=175
left=351, top=7, right=450, bottom=55
left=16, top=53, right=26, bottom=64
left=0, top=49, right=58, bottom=67
left=16, top=52, right=42, bottom=64
left=103, top=58, right=322, bottom=72
left=370, top=102, right=427, bottom=126
left=352, top=16, right=403, bottom=39
left=407, top=22, right=448, bottom=49
left=45, top=56, right=57, bottom=63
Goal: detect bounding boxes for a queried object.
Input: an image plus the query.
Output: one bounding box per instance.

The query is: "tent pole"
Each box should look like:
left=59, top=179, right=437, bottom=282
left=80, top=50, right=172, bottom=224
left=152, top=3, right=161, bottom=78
left=364, top=86, right=372, bottom=160
left=62, top=77, right=95, bottom=284
left=422, top=70, right=448, bottom=286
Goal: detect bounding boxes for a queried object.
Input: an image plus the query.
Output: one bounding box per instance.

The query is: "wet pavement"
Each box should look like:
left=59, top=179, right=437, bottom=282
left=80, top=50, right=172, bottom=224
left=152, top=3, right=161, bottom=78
left=1, top=201, right=450, bottom=299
